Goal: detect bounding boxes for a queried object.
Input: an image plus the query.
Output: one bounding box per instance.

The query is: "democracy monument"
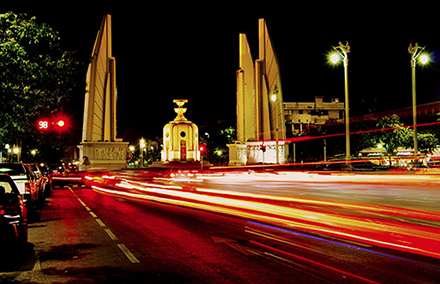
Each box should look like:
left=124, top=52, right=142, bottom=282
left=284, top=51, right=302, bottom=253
left=228, top=19, right=288, bottom=165
left=78, top=15, right=128, bottom=170
left=77, top=16, right=289, bottom=169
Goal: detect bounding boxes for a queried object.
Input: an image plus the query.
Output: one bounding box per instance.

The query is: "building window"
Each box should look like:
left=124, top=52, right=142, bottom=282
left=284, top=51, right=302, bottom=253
left=180, top=131, right=186, bottom=138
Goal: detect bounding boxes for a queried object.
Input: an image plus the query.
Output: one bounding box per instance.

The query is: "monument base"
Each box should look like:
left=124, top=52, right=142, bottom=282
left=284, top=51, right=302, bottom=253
left=78, top=141, right=129, bottom=171
left=228, top=141, right=289, bottom=165
left=150, top=161, right=212, bottom=169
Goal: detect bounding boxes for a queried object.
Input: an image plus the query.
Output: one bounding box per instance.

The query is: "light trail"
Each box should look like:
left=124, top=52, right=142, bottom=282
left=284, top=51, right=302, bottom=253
left=51, top=176, right=83, bottom=181
left=195, top=186, right=440, bottom=222
left=91, top=178, right=440, bottom=259
left=247, top=221, right=436, bottom=266
left=284, top=120, right=440, bottom=144
left=250, top=239, right=381, bottom=284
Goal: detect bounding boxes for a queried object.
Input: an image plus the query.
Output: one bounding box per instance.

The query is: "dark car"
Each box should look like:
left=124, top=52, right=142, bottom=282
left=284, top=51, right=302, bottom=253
left=0, top=174, right=28, bottom=244
left=27, top=163, right=49, bottom=203
left=0, top=163, right=39, bottom=209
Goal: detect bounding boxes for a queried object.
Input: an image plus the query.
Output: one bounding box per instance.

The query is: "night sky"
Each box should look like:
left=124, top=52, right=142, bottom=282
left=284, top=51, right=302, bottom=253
left=3, top=4, right=440, bottom=144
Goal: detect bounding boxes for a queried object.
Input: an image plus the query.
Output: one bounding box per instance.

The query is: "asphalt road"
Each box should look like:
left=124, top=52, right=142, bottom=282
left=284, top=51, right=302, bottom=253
left=1, top=174, right=440, bottom=283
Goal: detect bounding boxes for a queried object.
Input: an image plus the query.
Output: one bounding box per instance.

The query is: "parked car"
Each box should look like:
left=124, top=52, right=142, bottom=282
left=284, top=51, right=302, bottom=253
left=38, top=164, right=53, bottom=196
left=27, top=163, right=49, bottom=202
left=0, top=163, right=39, bottom=209
left=0, top=173, right=28, bottom=243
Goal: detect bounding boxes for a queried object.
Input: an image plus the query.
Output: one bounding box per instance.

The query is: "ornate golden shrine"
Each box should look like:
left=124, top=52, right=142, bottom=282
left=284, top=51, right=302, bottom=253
left=161, top=100, right=200, bottom=162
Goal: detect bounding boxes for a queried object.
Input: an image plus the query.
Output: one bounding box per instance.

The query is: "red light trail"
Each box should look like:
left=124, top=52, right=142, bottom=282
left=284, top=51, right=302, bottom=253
left=285, top=120, right=440, bottom=144
left=89, top=174, right=440, bottom=260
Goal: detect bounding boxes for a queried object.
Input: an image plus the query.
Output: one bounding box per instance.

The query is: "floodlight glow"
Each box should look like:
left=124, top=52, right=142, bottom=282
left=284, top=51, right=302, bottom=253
left=330, top=53, right=340, bottom=64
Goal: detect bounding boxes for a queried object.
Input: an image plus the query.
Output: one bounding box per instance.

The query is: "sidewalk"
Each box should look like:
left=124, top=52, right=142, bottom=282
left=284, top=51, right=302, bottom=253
left=0, top=186, right=128, bottom=283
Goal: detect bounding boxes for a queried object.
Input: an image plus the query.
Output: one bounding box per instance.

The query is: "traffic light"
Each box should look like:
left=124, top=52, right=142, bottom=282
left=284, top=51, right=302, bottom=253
left=199, top=144, right=206, bottom=154
left=36, top=115, right=69, bottom=132
left=56, top=119, right=65, bottom=128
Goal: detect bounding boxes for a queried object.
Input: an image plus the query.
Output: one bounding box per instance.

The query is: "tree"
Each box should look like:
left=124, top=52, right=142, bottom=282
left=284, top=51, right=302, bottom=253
left=0, top=12, right=81, bottom=167
left=200, top=124, right=236, bottom=165
left=417, top=132, right=438, bottom=153
left=359, top=114, right=438, bottom=154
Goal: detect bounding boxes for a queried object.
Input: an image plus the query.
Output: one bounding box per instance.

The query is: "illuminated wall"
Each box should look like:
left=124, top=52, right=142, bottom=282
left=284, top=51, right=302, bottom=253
left=82, top=14, right=117, bottom=142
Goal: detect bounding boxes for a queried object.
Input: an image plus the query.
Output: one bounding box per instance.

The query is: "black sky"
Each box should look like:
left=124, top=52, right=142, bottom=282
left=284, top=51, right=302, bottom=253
left=3, top=3, right=440, bottom=144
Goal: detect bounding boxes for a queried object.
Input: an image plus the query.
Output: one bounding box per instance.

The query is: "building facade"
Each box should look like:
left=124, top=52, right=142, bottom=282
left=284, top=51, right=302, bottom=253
left=284, top=96, right=344, bottom=136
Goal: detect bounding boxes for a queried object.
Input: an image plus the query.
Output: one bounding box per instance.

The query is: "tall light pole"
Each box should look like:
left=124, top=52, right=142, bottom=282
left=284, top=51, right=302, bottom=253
left=140, top=138, right=146, bottom=167
left=408, top=42, right=428, bottom=155
left=271, top=85, right=279, bottom=164
left=331, top=41, right=351, bottom=163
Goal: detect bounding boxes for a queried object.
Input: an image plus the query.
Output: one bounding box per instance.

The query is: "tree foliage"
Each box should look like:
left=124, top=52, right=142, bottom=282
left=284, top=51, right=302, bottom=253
left=359, top=114, right=438, bottom=154
left=200, top=125, right=236, bottom=165
left=0, top=12, right=81, bottom=167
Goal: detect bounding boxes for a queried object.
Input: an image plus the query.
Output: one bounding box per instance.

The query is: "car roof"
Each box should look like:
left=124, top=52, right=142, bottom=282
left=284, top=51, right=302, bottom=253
left=0, top=173, right=15, bottom=181
left=0, top=163, right=26, bottom=172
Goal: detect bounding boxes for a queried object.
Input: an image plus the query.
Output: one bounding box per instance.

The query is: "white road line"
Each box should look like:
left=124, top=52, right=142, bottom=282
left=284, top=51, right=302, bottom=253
left=95, top=218, right=106, bottom=227
left=117, top=244, right=140, bottom=263
left=104, top=228, right=119, bottom=241
left=68, top=186, right=140, bottom=263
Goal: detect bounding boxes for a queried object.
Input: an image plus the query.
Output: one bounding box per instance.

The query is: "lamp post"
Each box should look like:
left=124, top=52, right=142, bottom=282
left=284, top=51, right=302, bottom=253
left=408, top=42, right=428, bottom=156
left=5, top=144, right=10, bottom=162
left=140, top=138, right=146, bottom=167
left=271, top=85, right=279, bottom=164
left=331, top=41, right=351, bottom=164
left=217, top=150, right=222, bottom=165
left=13, top=145, right=20, bottom=162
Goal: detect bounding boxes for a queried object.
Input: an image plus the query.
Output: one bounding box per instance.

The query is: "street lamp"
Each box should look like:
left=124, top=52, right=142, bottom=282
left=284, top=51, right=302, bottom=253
left=271, top=85, right=279, bottom=164
left=217, top=150, right=222, bottom=165
left=331, top=41, right=351, bottom=163
left=408, top=42, right=429, bottom=155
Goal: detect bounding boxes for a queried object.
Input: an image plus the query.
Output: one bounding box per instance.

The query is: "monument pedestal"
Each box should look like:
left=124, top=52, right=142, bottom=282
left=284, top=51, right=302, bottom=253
left=78, top=141, right=128, bottom=171
left=228, top=141, right=288, bottom=165
left=227, top=143, right=248, bottom=165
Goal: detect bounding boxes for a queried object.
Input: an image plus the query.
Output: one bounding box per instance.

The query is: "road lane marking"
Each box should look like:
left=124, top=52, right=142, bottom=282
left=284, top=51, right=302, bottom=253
left=117, top=244, right=140, bottom=263
left=104, top=228, right=119, bottom=241
left=68, top=187, right=140, bottom=263
left=95, top=218, right=106, bottom=227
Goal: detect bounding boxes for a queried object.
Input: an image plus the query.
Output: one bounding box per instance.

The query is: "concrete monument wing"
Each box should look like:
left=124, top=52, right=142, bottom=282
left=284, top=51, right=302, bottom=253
left=78, top=15, right=128, bottom=170
left=229, top=18, right=288, bottom=165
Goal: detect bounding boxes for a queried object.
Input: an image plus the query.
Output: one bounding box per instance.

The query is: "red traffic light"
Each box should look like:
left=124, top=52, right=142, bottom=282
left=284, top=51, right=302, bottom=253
left=36, top=115, right=69, bottom=131
left=56, top=120, right=65, bottom=128
left=199, top=144, right=206, bottom=153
